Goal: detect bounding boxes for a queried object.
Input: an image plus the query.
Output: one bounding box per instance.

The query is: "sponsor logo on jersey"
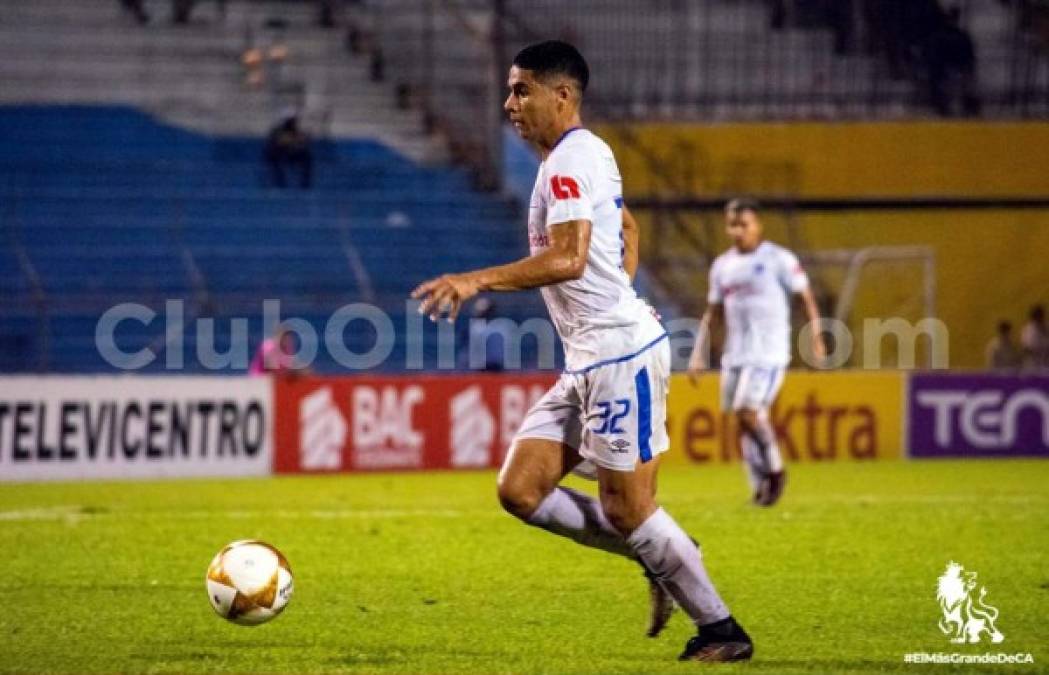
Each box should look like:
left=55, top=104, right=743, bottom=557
left=721, top=282, right=757, bottom=298
left=529, top=230, right=550, bottom=248
left=550, top=175, right=581, bottom=200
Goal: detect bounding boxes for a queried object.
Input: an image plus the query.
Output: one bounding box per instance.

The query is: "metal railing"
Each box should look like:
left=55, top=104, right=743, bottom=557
left=361, top=0, right=1049, bottom=188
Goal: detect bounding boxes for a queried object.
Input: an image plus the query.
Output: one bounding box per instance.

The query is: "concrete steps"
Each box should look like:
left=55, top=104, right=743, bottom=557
left=0, top=0, right=447, bottom=163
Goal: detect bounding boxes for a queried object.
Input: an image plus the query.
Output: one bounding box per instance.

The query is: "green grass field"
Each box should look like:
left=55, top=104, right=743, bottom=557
left=1, top=460, right=1046, bottom=674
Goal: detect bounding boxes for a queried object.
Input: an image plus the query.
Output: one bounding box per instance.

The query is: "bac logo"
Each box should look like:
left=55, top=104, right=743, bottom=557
left=550, top=175, right=580, bottom=200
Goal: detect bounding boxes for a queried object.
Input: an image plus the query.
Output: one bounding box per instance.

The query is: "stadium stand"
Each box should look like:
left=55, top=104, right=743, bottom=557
left=0, top=0, right=544, bottom=373
left=0, top=104, right=540, bottom=373
left=1, top=0, right=1046, bottom=372
left=365, top=0, right=1048, bottom=179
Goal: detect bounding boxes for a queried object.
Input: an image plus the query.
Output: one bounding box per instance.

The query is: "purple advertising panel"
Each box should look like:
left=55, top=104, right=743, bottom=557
left=908, top=373, right=1049, bottom=458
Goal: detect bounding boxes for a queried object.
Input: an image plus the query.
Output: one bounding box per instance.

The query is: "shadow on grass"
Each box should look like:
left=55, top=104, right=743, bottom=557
left=327, top=652, right=406, bottom=667
left=746, top=657, right=913, bottom=672
left=133, top=650, right=220, bottom=662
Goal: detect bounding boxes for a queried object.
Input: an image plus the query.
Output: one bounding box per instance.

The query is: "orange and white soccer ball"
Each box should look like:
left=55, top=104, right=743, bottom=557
left=206, top=540, right=294, bottom=625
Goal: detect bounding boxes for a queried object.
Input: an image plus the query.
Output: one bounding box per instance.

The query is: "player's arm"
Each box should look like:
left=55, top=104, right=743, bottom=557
left=621, top=205, right=639, bottom=281
left=687, top=302, right=723, bottom=385
left=779, top=249, right=827, bottom=366
left=796, top=285, right=827, bottom=365
left=411, top=219, right=591, bottom=321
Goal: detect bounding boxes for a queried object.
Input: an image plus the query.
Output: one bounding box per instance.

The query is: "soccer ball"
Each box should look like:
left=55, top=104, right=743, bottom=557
left=206, top=540, right=294, bottom=625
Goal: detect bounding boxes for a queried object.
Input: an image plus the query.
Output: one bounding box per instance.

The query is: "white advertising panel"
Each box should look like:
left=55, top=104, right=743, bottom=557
left=0, top=377, right=272, bottom=482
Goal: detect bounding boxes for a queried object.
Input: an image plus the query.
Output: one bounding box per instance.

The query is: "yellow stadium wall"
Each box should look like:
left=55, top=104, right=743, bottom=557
left=664, top=372, right=905, bottom=465
left=598, top=121, right=1049, bottom=198
left=595, top=122, right=1049, bottom=368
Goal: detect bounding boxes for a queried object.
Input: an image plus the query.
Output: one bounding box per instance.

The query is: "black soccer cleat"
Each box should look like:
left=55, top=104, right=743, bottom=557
left=644, top=570, right=675, bottom=637
left=755, top=470, right=786, bottom=507
left=751, top=481, right=766, bottom=506
left=678, top=616, right=754, bottom=662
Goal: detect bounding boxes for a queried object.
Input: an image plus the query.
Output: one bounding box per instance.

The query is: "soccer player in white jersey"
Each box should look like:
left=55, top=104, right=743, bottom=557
left=687, top=199, right=826, bottom=506
left=412, top=41, right=753, bottom=663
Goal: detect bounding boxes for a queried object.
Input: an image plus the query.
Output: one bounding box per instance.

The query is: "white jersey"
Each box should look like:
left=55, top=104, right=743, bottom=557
left=708, top=241, right=810, bottom=367
left=527, top=128, right=665, bottom=372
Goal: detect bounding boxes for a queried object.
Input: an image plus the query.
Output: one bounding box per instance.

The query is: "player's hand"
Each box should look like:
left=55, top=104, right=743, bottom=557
left=811, top=333, right=828, bottom=367
left=411, top=272, right=481, bottom=322
left=687, top=360, right=707, bottom=387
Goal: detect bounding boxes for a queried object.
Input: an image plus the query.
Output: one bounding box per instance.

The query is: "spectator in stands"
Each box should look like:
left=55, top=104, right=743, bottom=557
left=769, top=0, right=854, bottom=54
left=824, top=0, right=855, bottom=55
left=319, top=0, right=338, bottom=27
left=249, top=325, right=306, bottom=375
left=922, top=6, right=981, bottom=116
left=119, top=0, right=149, bottom=24
left=863, top=0, right=941, bottom=79
left=861, top=0, right=898, bottom=76
left=985, top=321, right=1022, bottom=371
left=172, top=0, right=195, bottom=24
left=264, top=113, right=313, bottom=189
left=901, top=0, right=945, bottom=54
left=1021, top=304, right=1049, bottom=370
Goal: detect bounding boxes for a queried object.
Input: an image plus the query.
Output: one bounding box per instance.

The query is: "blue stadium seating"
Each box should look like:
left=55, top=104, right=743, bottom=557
left=0, top=105, right=549, bottom=373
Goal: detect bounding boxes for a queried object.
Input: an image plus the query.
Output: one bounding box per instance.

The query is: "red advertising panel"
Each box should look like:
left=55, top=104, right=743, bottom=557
left=274, top=374, right=556, bottom=474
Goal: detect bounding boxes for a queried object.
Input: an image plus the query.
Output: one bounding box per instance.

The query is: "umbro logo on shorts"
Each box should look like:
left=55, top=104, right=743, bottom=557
left=609, top=438, right=631, bottom=452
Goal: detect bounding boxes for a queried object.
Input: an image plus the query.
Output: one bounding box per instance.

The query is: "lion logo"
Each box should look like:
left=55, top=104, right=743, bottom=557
left=937, top=562, right=1005, bottom=644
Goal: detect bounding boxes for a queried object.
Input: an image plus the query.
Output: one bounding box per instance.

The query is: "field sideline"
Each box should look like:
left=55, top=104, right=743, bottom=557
left=1, top=460, right=1045, bottom=674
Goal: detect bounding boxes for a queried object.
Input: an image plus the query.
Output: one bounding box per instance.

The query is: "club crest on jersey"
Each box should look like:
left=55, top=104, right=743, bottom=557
left=550, top=175, right=581, bottom=200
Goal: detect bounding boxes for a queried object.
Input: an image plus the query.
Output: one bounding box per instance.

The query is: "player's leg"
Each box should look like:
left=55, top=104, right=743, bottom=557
left=585, top=344, right=751, bottom=660
left=498, top=374, right=675, bottom=637
left=497, top=437, right=635, bottom=558
left=496, top=378, right=634, bottom=558
left=597, top=458, right=723, bottom=616
left=597, top=460, right=752, bottom=662
left=734, top=367, right=787, bottom=506
left=721, top=367, right=762, bottom=495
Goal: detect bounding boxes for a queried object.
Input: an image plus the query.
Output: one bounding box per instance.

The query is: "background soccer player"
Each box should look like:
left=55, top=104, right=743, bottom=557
left=688, top=198, right=826, bottom=506
left=412, top=41, right=753, bottom=663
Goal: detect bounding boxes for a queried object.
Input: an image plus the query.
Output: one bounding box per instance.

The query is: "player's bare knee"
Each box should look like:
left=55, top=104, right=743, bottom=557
left=735, top=408, right=759, bottom=433
left=599, top=498, right=629, bottom=535
left=496, top=475, right=542, bottom=520
left=599, top=493, right=649, bottom=536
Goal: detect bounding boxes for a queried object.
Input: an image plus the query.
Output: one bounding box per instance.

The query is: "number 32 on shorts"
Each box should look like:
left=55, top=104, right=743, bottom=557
left=592, top=399, right=630, bottom=434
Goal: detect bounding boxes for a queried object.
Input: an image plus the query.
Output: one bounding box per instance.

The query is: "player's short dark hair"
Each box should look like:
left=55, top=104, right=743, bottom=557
left=512, top=40, right=589, bottom=93
left=725, top=197, right=761, bottom=214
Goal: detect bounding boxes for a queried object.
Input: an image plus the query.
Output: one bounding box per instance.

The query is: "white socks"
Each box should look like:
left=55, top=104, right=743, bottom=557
left=626, top=508, right=731, bottom=625
left=742, top=408, right=783, bottom=484
left=527, top=486, right=634, bottom=559
left=741, top=436, right=766, bottom=492
left=527, top=490, right=733, bottom=627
